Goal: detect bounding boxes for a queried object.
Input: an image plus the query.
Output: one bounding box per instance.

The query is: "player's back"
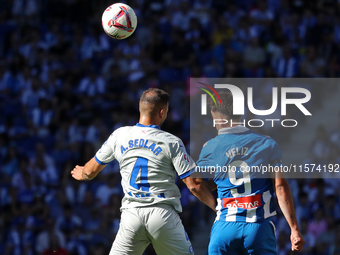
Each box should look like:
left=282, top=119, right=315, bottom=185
left=197, top=126, right=283, bottom=222
left=95, top=123, right=194, bottom=213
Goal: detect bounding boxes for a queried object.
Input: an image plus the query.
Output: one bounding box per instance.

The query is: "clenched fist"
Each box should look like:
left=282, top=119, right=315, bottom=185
left=71, top=165, right=85, bottom=181
left=291, top=230, right=305, bottom=252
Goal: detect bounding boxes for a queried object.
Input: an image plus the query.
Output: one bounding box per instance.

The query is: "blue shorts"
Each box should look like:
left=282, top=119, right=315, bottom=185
left=208, top=220, right=277, bottom=255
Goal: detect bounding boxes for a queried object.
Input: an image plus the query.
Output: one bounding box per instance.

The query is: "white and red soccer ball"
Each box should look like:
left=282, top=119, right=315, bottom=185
left=102, top=3, right=137, bottom=40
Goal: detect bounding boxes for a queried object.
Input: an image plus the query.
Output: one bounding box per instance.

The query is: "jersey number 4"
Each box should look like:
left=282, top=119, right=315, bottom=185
left=130, top=157, right=150, bottom=192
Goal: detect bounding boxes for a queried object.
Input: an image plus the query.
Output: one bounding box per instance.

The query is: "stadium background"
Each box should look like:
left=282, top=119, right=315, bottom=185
left=0, top=0, right=340, bottom=254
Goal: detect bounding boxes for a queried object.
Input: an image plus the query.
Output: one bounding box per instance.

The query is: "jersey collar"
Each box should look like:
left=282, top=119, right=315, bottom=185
left=218, top=125, right=249, bottom=135
left=136, top=123, right=161, bottom=130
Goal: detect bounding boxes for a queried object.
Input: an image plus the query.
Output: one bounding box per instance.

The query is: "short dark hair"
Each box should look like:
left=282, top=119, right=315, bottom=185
left=140, top=88, right=170, bottom=106
left=208, top=91, right=241, bottom=119
left=139, top=88, right=170, bottom=117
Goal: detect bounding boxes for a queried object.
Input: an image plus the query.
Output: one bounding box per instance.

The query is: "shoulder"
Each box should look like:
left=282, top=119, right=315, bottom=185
left=155, top=130, right=186, bottom=156
left=111, top=126, right=133, bottom=136
left=248, top=130, right=280, bottom=148
left=203, top=136, right=220, bottom=148
left=106, top=126, right=134, bottom=143
left=199, top=136, right=220, bottom=155
left=155, top=130, right=183, bottom=144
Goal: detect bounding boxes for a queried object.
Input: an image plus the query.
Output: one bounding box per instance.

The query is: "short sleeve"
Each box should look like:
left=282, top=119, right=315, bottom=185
left=170, top=140, right=196, bottom=179
left=95, top=132, right=116, bottom=165
left=269, top=141, right=283, bottom=167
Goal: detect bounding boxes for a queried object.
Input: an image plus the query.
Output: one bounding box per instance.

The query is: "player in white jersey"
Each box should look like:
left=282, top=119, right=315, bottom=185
left=71, top=88, right=217, bottom=255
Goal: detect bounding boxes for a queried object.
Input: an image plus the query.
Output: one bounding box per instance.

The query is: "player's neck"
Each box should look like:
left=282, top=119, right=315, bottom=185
left=217, top=122, right=241, bottom=131
left=139, top=116, right=161, bottom=127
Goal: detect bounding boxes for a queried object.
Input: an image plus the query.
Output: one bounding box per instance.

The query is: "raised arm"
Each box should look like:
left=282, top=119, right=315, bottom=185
left=273, top=174, right=305, bottom=252
left=182, top=175, right=217, bottom=212
left=71, top=157, right=106, bottom=181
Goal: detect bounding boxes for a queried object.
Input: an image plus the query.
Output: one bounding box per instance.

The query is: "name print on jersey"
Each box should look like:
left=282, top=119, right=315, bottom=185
left=121, top=138, right=163, bottom=156
left=225, top=146, right=249, bottom=159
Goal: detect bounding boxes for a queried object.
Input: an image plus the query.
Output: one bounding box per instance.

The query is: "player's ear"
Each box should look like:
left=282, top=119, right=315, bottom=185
left=159, top=108, right=165, bottom=118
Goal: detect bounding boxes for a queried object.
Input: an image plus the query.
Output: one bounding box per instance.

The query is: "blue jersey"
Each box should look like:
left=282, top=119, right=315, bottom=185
left=197, top=126, right=283, bottom=223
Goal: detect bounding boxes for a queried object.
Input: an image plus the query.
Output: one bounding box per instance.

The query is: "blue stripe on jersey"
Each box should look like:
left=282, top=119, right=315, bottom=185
left=136, top=123, right=161, bottom=130
left=95, top=155, right=107, bottom=165
left=179, top=170, right=191, bottom=179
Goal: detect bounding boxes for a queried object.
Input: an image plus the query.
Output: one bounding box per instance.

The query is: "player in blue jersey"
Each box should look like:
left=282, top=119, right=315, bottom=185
left=196, top=91, right=304, bottom=255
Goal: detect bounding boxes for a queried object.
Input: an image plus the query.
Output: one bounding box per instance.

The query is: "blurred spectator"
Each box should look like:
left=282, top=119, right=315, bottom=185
left=310, top=125, right=332, bottom=162
left=95, top=173, right=120, bottom=207
left=2, top=146, right=19, bottom=178
left=55, top=204, right=82, bottom=234
left=299, top=218, right=316, bottom=255
left=63, top=168, right=87, bottom=206
left=223, top=2, right=245, bottom=30
left=85, top=117, right=104, bottom=145
left=43, top=237, right=68, bottom=255
left=300, top=46, right=326, bottom=77
left=29, top=98, right=54, bottom=137
left=171, top=1, right=195, bottom=31
left=0, top=117, right=27, bottom=140
left=0, top=63, right=14, bottom=92
left=324, top=195, right=340, bottom=221
left=101, top=49, right=129, bottom=78
left=330, top=231, right=340, bottom=255
left=5, top=209, right=35, bottom=255
left=75, top=190, right=98, bottom=222
left=212, top=17, right=234, bottom=47
left=308, top=208, right=327, bottom=239
left=68, top=120, right=83, bottom=144
left=169, top=29, right=194, bottom=70
left=78, top=72, right=105, bottom=97
left=65, top=227, right=87, bottom=255
left=330, top=112, right=340, bottom=150
left=243, top=37, right=265, bottom=77
left=89, top=243, right=107, bottom=255
left=277, top=230, right=291, bottom=255
left=233, top=17, right=251, bottom=49
left=30, top=150, right=58, bottom=190
left=295, top=192, right=312, bottom=223
left=21, top=76, right=47, bottom=113
left=317, top=216, right=336, bottom=248
left=274, top=45, right=299, bottom=77
left=12, top=157, right=35, bottom=204
left=12, top=0, right=39, bottom=19
left=249, top=0, right=274, bottom=37
left=185, top=18, right=211, bottom=53
left=36, top=219, right=66, bottom=255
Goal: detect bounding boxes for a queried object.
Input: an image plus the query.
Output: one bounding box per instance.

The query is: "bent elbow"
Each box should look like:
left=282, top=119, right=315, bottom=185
left=189, top=183, right=201, bottom=195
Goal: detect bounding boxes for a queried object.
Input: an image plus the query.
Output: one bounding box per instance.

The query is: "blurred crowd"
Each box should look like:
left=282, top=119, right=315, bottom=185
left=1, top=0, right=340, bottom=254
left=275, top=115, right=340, bottom=255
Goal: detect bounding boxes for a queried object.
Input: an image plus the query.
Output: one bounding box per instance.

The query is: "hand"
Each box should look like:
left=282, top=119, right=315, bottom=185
left=71, top=165, right=85, bottom=181
left=290, top=229, right=305, bottom=252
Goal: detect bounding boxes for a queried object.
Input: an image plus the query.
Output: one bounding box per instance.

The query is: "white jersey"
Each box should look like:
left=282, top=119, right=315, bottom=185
left=95, top=123, right=196, bottom=212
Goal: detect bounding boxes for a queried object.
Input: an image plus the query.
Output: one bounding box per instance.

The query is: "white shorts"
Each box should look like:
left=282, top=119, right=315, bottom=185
left=109, top=204, right=194, bottom=255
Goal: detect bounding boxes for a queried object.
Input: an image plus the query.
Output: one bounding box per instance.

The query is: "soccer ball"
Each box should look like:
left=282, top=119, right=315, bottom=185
left=102, top=3, right=137, bottom=40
